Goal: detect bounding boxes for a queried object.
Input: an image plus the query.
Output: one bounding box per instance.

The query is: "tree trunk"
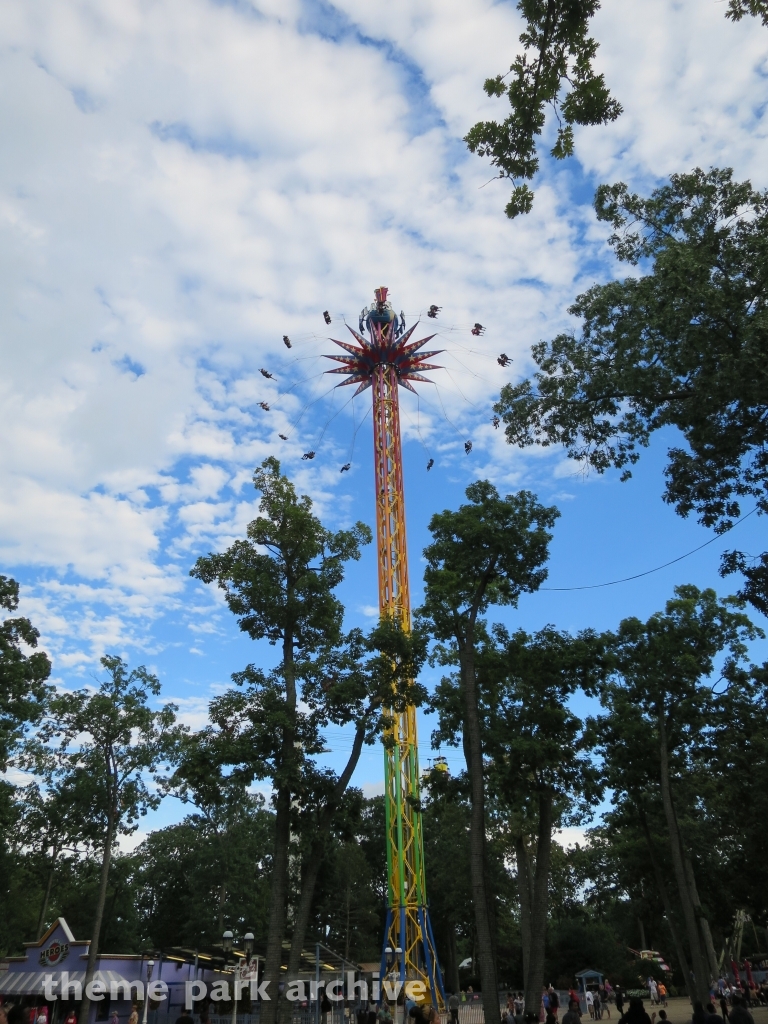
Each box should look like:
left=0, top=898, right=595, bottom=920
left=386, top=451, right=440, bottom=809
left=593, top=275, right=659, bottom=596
left=459, top=637, right=499, bottom=1024
left=78, top=803, right=116, bottom=1024
left=37, top=841, right=60, bottom=938
left=217, top=883, right=226, bottom=935
left=638, top=919, right=647, bottom=952
left=446, top=919, right=460, bottom=995
left=286, top=720, right=367, bottom=979
left=638, top=806, right=692, bottom=998
left=515, top=834, right=533, bottom=989
left=657, top=706, right=710, bottom=1004
left=524, top=791, right=553, bottom=1016
left=261, top=640, right=298, bottom=1024
left=684, top=858, right=719, bottom=981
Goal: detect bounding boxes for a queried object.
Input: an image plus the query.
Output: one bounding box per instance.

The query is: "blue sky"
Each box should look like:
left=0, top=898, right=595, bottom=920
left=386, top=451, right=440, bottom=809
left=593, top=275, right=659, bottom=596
left=1, top=0, right=766, bottom=846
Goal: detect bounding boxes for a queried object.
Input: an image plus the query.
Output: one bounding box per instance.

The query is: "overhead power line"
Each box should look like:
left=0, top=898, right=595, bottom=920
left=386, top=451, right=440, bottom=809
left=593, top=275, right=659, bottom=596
left=540, top=507, right=759, bottom=592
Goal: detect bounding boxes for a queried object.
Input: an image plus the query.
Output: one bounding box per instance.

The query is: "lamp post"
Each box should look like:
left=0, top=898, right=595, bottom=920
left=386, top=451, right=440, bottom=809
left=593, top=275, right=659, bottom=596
left=141, top=961, right=155, bottom=1024
left=223, top=930, right=255, bottom=1024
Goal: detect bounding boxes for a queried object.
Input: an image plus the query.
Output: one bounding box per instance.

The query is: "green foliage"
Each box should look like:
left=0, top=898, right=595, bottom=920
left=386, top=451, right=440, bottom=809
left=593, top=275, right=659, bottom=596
left=495, top=168, right=768, bottom=610
left=546, top=913, right=632, bottom=987
left=725, top=0, right=768, bottom=25
left=37, top=656, right=181, bottom=840
left=0, top=779, right=42, bottom=954
left=480, top=625, right=607, bottom=820
left=690, top=660, right=768, bottom=920
left=464, top=0, right=621, bottom=217
left=0, top=575, right=51, bottom=769
left=419, top=481, right=560, bottom=642
left=432, top=624, right=608, bottom=823
left=134, top=797, right=274, bottom=949
left=593, top=586, right=766, bottom=971
left=192, top=457, right=370, bottom=656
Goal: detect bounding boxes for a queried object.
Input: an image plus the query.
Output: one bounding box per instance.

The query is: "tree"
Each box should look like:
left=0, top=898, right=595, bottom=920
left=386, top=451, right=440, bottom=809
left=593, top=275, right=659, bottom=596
left=0, top=575, right=51, bottom=770
left=191, top=457, right=370, bottom=1024
left=597, top=586, right=762, bottom=1004
left=0, top=779, right=41, bottom=955
left=419, top=770, right=475, bottom=994
left=285, top=618, right=427, bottom=985
left=495, top=168, right=768, bottom=612
left=465, top=0, right=622, bottom=218
left=726, top=1, right=768, bottom=26
left=485, top=626, right=605, bottom=1011
left=465, top=2, right=766, bottom=220
left=417, top=482, right=558, bottom=1022
left=13, top=769, right=96, bottom=938
left=697, top=661, right=768, bottom=921
left=164, top=732, right=275, bottom=939
left=134, top=795, right=275, bottom=950
left=431, top=624, right=605, bottom=1011
left=38, top=657, right=180, bottom=1024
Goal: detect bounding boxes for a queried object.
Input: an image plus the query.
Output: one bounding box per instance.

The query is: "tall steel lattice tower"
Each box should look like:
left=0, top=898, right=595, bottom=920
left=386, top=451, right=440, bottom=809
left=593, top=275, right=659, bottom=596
left=324, top=287, right=446, bottom=1010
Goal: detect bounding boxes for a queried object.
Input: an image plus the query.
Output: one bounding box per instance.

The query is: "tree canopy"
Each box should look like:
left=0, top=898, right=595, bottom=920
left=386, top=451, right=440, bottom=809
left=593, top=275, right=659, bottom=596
left=0, top=575, right=51, bottom=770
left=495, top=168, right=768, bottom=610
left=465, top=0, right=622, bottom=218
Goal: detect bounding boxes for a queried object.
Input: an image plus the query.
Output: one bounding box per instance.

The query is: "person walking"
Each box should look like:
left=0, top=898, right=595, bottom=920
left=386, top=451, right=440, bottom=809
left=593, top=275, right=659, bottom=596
left=600, top=987, right=611, bottom=1020
left=586, top=991, right=594, bottom=1021
left=549, top=988, right=561, bottom=1020
left=377, top=1002, right=392, bottom=1024
left=618, top=997, right=652, bottom=1024
left=728, top=996, right=755, bottom=1024
left=449, top=993, right=460, bottom=1024
left=593, top=991, right=602, bottom=1021
left=321, top=988, right=333, bottom=1024
left=563, top=1001, right=582, bottom=1024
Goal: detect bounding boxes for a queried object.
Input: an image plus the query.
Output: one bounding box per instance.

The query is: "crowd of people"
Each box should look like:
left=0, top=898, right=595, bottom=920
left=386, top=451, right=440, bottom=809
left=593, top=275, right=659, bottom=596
left=491, top=972, right=768, bottom=1024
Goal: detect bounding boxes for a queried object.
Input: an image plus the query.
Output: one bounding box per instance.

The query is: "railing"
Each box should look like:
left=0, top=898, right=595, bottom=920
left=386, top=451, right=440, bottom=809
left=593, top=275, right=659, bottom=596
left=147, top=991, right=582, bottom=1024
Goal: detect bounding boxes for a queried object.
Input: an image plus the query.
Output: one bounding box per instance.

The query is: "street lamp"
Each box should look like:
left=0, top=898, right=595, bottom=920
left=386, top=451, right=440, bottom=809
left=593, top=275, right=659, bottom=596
left=223, top=930, right=256, bottom=1024
left=141, top=961, right=155, bottom=1024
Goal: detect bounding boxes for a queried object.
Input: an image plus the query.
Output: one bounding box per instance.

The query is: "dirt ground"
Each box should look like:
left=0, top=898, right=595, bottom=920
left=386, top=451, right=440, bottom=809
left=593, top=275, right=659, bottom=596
left=611, top=997, right=768, bottom=1024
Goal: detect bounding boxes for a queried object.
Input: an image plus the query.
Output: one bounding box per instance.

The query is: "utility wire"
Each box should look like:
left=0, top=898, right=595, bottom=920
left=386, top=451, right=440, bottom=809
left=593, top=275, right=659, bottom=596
left=539, top=507, right=759, bottom=591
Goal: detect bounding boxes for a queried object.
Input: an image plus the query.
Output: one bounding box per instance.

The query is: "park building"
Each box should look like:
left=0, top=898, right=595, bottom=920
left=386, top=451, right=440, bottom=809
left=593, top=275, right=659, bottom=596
left=0, top=919, right=232, bottom=1024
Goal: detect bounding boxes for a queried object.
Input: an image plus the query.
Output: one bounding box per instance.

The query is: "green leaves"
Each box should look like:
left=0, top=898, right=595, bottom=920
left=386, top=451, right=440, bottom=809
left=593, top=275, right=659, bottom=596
left=38, top=656, right=181, bottom=838
left=191, top=457, right=371, bottom=654
left=0, top=575, right=52, bottom=770
left=418, top=480, right=559, bottom=642
left=465, top=0, right=622, bottom=218
left=496, top=168, right=768, bottom=609
left=725, top=0, right=768, bottom=25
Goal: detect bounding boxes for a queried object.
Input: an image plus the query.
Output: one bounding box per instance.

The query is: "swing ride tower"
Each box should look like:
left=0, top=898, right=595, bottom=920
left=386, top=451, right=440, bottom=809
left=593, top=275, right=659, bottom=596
left=324, top=287, right=446, bottom=1010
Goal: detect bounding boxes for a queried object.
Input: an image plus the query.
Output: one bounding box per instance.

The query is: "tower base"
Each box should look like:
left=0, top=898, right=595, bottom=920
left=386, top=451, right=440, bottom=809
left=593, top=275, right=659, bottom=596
left=380, top=904, right=446, bottom=1011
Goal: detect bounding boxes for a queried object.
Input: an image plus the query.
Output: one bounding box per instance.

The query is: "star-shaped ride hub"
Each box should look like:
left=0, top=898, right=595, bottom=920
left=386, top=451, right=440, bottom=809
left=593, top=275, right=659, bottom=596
left=324, top=322, right=443, bottom=396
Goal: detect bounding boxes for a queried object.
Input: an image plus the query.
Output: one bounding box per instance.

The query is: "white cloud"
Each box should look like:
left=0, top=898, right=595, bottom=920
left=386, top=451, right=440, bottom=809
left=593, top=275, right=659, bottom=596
left=0, top=0, right=764, bottom=677
left=554, top=827, right=590, bottom=850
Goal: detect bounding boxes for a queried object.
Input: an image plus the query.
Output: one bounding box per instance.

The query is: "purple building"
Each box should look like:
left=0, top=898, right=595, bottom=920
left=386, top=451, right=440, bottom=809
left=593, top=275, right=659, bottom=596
left=0, top=919, right=229, bottom=1024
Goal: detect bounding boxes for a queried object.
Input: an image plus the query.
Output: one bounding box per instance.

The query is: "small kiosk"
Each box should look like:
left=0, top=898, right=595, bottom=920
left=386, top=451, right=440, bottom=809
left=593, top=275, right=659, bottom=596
left=575, top=970, right=605, bottom=993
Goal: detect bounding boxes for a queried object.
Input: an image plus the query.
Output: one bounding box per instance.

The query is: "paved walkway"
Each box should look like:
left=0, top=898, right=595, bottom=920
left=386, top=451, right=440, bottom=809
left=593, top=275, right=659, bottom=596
left=636, top=998, right=768, bottom=1024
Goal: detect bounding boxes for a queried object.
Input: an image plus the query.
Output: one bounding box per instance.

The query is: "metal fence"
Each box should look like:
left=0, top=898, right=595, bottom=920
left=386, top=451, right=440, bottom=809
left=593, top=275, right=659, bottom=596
left=146, top=990, right=581, bottom=1024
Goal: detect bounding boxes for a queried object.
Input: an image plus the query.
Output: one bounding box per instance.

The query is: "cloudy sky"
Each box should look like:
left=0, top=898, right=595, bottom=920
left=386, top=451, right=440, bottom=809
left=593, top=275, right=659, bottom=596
left=2, top=0, right=767, bottom=837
